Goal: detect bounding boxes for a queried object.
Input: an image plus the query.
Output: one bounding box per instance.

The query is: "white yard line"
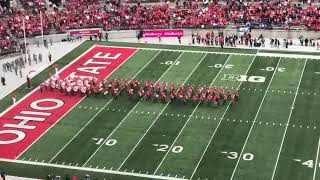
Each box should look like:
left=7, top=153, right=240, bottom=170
left=153, top=54, right=232, bottom=174
left=270, top=59, right=307, bottom=180
left=313, top=137, right=320, bottom=180
left=83, top=51, right=185, bottom=166
left=49, top=50, right=160, bottom=162
left=230, top=58, right=282, bottom=180
left=0, top=158, right=187, bottom=180
left=190, top=53, right=257, bottom=180
left=117, top=100, right=170, bottom=170
left=117, top=53, right=209, bottom=170
left=48, top=98, right=113, bottom=162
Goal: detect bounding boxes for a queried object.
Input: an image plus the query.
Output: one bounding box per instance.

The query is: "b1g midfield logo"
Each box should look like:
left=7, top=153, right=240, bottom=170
left=222, top=74, right=266, bottom=83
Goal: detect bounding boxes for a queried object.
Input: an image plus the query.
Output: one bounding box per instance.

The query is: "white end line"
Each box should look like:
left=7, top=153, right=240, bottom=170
left=15, top=45, right=99, bottom=159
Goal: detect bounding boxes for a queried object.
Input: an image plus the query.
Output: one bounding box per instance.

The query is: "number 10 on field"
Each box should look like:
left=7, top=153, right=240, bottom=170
left=92, top=138, right=117, bottom=146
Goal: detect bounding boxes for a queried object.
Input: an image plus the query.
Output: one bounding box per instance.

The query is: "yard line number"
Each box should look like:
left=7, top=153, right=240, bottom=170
left=212, top=64, right=234, bottom=69
left=152, top=144, right=183, bottom=153
left=294, top=159, right=320, bottom=168
left=221, top=151, right=255, bottom=161
left=161, top=61, right=181, bottom=66
left=92, top=138, right=117, bottom=146
left=261, top=67, right=286, bottom=72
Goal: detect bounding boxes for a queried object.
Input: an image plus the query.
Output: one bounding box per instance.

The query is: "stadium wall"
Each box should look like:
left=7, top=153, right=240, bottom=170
left=19, top=28, right=320, bottom=47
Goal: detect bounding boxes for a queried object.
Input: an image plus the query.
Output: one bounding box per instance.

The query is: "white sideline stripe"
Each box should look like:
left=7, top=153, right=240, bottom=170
left=0, top=158, right=186, bottom=180
left=313, top=137, right=320, bottom=180
left=83, top=51, right=185, bottom=166
left=95, top=44, right=320, bottom=60
left=154, top=54, right=232, bottom=174
left=190, top=53, right=257, bottom=180
left=257, top=52, right=320, bottom=60
left=15, top=44, right=99, bottom=159
left=117, top=53, right=209, bottom=170
left=270, top=59, right=307, bottom=180
left=51, top=50, right=161, bottom=162
left=230, top=58, right=282, bottom=180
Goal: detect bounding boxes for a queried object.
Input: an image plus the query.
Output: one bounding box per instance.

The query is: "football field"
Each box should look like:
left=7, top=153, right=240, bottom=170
left=1, top=41, right=320, bottom=180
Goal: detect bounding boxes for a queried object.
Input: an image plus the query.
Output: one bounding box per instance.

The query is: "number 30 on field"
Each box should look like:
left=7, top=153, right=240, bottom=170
left=222, top=151, right=254, bottom=161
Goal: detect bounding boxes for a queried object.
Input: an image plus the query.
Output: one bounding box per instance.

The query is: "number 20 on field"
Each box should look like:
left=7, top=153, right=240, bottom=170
left=152, top=144, right=183, bottom=153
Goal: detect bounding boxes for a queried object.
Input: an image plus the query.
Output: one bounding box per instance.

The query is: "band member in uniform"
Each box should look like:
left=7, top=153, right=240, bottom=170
left=222, top=94, right=227, bottom=105
left=213, top=94, right=219, bottom=106
left=81, top=86, right=87, bottom=97
left=193, top=94, right=198, bottom=105
left=73, top=85, right=79, bottom=95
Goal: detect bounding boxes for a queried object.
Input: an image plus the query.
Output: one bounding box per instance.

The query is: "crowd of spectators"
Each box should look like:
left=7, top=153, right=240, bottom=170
left=0, top=0, right=320, bottom=55
left=173, top=0, right=320, bottom=29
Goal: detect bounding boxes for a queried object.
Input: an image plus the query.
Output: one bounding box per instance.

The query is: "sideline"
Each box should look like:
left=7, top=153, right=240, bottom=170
left=0, top=158, right=187, bottom=180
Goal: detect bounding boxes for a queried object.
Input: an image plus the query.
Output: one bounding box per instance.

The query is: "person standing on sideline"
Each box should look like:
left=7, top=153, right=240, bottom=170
left=105, top=32, right=108, bottom=42
left=1, top=76, right=5, bottom=86
left=48, top=52, right=52, bottom=62
left=1, top=170, right=6, bottom=180
left=26, top=75, right=31, bottom=89
left=19, top=68, right=23, bottom=78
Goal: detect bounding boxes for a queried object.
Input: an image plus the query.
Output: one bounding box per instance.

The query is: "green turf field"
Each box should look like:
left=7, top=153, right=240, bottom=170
left=1, top=41, right=320, bottom=180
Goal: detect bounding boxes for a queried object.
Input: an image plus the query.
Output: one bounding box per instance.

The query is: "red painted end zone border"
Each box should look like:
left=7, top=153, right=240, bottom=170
left=0, top=45, right=137, bottom=159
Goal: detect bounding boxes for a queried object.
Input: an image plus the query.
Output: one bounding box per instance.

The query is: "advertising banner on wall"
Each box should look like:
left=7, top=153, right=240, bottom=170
left=143, top=29, right=183, bottom=38
left=68, top=28, right=102, bottom=36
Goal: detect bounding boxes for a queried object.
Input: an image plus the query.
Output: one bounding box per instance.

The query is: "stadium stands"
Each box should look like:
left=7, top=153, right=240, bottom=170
left=0, top=0, right=320, bottom=55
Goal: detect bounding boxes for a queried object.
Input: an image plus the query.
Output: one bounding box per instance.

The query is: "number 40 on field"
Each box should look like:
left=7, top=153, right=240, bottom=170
left=294, top=159, right=320, bottom=168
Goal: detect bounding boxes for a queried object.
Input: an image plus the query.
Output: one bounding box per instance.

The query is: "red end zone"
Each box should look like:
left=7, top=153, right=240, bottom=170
left=0, top=45, right=137, bottom=159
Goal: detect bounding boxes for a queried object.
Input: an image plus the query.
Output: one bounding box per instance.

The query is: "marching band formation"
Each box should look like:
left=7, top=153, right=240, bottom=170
left=40, top=75, right=240, bottom=106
